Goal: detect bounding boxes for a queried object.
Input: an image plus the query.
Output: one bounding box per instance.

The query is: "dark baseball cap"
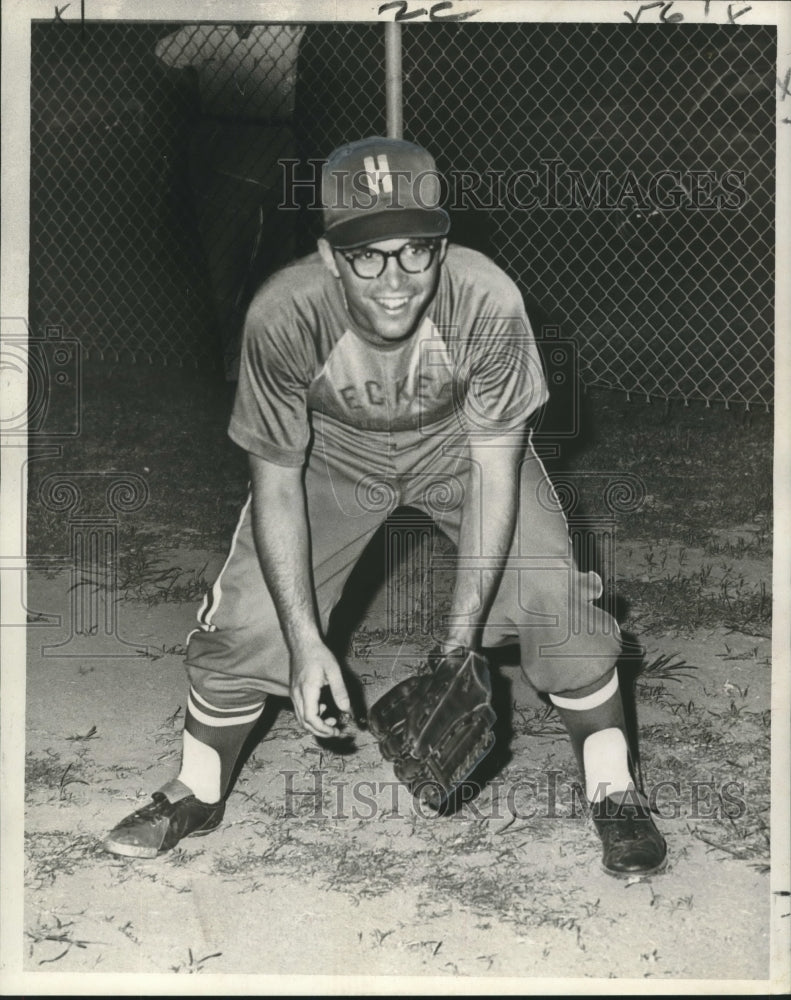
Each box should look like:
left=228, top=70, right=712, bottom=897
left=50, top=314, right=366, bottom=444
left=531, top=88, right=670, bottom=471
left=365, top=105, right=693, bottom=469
left=322, top=136, right=450, bottom=249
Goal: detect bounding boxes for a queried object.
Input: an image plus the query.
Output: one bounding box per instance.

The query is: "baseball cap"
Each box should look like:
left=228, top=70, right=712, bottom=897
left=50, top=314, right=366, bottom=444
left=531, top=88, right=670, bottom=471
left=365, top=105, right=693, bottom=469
left=322, top=136, right=450, bottom=249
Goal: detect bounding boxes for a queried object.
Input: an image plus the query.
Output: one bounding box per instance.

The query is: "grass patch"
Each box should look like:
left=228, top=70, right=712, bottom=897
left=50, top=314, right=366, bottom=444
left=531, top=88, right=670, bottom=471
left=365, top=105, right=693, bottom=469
left=116, top=531, right=211, bottom=606
left=637, top=694, right=771, bottom=871
left=619, top=576, right=771, bottom=638
left=27, top=361, right=247, bottom=555
left=170, top=948, right=224, bottom=974
left=26, top=911, right=104, bottom=966
left=638, top=653, right=698, bottom=683
left=553, top=390, right=772, bottom=548
left=25, top=831, right=102, bottom=889
left=25, top=751, right=91, bottom=801
left=26, top=749, right=70, bottom=788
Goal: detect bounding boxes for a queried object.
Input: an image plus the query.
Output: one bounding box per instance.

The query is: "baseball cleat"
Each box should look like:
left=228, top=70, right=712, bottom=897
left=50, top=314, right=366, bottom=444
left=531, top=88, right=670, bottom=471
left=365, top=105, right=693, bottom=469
left=102, top=778, right=225, bottom=859
left=591, top=792, right=667, bottom=878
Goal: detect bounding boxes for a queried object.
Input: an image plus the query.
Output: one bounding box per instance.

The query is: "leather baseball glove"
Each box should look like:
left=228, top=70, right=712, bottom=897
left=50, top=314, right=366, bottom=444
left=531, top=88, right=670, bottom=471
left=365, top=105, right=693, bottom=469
left=367, top=646, right=497, bottom=811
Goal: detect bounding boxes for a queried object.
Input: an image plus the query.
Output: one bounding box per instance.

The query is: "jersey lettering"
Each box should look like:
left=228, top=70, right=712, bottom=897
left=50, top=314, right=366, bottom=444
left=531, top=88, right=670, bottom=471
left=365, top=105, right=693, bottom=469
left=336, top=372, right=444, bottom=413
left=365, top=380, right=384, bottom=405
left=394, top=375, right=412, bottom=404
left=339, top=385, right=362, bottom=409
left=415, top=373, right=434, bottom=400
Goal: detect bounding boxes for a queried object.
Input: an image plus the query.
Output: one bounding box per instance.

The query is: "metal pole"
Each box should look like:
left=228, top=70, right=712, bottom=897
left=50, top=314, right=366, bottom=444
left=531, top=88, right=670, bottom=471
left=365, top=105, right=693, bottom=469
left=385, top=22, right=403, bottom=139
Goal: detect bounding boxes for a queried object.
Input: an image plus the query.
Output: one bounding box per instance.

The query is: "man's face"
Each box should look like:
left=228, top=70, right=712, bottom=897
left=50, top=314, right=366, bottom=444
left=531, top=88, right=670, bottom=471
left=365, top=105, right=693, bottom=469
left=318, top=236, right=448, bottom=348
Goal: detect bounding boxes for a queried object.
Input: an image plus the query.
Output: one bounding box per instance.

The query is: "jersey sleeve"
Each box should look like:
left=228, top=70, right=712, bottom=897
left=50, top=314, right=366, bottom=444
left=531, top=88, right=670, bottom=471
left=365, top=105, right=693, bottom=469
left=456, top=266, right=549, bottom=436
left=228, top=291, right=315, bottom=465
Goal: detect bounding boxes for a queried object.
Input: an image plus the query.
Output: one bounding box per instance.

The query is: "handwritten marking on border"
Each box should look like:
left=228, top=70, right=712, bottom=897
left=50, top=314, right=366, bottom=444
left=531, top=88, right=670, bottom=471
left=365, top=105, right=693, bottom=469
left=624, top=1, right=753, bottom=23
left=378, top=1, right=481, bottom=22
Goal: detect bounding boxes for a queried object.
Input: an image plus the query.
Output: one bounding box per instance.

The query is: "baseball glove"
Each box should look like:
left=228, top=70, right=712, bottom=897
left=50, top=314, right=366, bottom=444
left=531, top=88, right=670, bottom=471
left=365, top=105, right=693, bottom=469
left=367, top=646, right=497, bottom=811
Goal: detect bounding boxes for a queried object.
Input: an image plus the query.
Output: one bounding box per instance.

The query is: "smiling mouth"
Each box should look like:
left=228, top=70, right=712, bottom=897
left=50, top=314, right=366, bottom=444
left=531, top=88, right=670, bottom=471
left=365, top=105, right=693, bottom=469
left=375, top=297, right=411, bottom=314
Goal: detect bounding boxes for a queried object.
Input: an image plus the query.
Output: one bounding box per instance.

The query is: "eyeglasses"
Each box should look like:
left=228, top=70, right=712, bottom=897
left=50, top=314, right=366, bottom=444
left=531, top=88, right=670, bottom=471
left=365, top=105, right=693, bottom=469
left=338, top=240, right=440, bottom=279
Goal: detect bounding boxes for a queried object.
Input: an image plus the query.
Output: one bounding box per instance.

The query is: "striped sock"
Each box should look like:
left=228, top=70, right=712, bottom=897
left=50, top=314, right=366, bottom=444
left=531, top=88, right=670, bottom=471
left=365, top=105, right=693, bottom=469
left=549, top=670, right=634, bottom=802
left=176, top=688, right=265, bottom=804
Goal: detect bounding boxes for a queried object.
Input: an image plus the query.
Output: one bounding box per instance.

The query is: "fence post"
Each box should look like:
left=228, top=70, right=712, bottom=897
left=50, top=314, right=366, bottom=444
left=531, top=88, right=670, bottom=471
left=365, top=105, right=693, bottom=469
left=385, top=22, right=403, bottom=139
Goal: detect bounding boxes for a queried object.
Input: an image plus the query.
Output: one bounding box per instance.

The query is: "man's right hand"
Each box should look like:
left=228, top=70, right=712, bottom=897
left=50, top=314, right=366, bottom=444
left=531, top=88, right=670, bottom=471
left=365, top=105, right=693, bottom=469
left=289, top=641, right=352, bottom=738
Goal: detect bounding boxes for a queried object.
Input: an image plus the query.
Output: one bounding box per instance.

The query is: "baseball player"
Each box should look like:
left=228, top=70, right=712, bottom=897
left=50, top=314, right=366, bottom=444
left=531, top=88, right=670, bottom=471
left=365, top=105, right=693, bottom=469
left=103, top=136, right=666, bottom=877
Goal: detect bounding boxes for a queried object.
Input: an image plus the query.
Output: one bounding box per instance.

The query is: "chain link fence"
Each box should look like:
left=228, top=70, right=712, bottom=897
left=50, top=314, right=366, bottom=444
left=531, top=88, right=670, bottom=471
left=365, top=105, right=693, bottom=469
left=29, top=22, right=309, bottom=376
left=30, top=21, right=774, bottom=406
left=398, top=22, right=775, bottom=410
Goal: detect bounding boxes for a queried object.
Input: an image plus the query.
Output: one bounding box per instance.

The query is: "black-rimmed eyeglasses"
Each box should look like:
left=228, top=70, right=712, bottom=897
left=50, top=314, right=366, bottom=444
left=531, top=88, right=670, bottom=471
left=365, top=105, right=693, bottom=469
left=338, top=240, right=440, bottom=279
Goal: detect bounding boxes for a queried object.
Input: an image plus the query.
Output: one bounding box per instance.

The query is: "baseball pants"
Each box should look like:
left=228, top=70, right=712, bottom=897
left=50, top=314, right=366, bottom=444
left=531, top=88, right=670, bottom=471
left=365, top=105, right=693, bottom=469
left=185, top=414, right=622, bottom=709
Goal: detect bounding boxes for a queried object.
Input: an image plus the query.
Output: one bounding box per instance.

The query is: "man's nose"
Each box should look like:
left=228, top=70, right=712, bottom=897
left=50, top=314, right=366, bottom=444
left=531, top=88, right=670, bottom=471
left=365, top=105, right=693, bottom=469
left=382, top=256, right=405, bottom=289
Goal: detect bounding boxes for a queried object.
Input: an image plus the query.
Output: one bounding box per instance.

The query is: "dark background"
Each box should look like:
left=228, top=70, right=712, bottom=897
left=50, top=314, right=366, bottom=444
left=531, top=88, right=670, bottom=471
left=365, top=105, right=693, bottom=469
left=29, top=21, right=775, bottom=405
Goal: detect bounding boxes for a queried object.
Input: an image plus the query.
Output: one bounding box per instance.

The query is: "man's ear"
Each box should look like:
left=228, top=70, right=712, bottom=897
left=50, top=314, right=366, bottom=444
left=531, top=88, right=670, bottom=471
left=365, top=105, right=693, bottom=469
left=438, top=238, right=449, bottom=264
left=317, top=238, right=340, bottom=277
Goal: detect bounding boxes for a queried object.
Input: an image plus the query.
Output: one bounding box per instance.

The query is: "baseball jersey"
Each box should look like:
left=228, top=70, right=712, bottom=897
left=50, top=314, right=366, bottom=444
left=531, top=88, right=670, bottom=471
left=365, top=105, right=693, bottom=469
left=229, top=244, right=549, bottom=466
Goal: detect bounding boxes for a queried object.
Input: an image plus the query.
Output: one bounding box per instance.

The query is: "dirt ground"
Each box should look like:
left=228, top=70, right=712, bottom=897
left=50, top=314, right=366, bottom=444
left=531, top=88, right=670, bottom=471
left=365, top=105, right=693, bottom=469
left=20, top=518, right=779, bottom=988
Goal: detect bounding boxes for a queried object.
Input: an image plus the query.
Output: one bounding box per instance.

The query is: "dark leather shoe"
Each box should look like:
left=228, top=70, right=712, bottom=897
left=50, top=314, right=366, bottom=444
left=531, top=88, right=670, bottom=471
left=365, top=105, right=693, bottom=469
left=103, top=778, right=225, bottom=858
left=591, top=792, right=667, bottom=877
